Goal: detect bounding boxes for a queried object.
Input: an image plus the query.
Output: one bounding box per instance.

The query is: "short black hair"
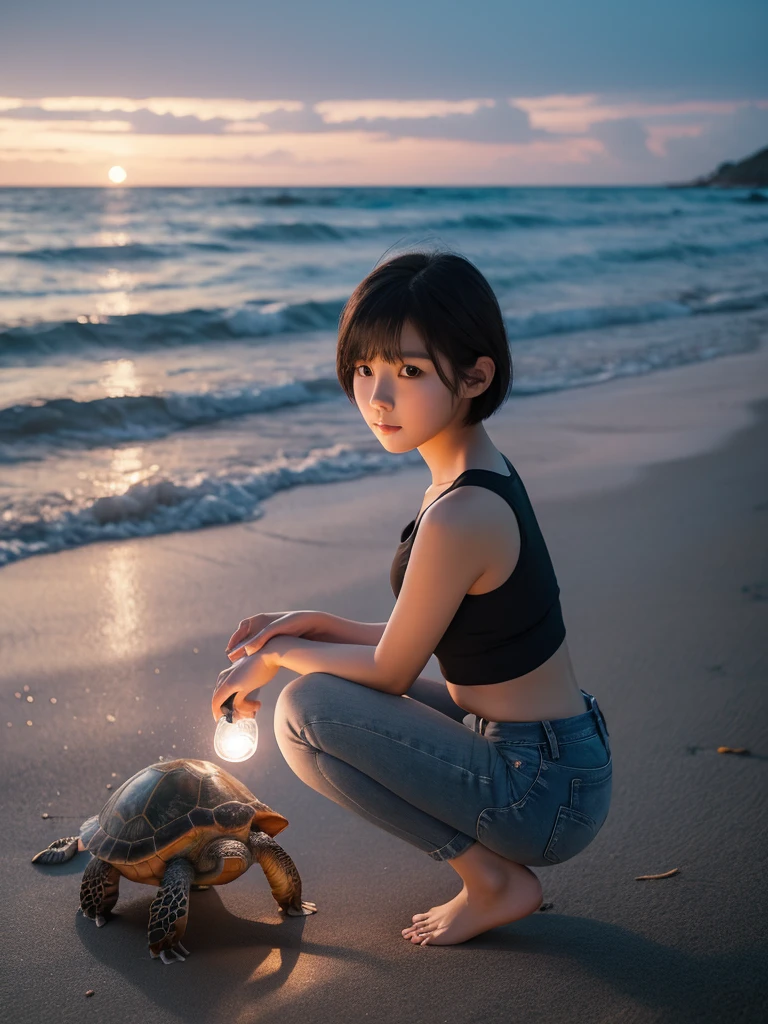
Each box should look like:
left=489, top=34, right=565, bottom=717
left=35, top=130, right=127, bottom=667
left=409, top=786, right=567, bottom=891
left=336, top=248, right=512, bottom=427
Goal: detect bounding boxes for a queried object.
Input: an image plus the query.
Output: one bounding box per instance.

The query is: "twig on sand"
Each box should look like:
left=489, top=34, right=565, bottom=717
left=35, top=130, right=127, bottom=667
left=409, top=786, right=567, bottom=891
left=635, top=868, right=679, bottom=880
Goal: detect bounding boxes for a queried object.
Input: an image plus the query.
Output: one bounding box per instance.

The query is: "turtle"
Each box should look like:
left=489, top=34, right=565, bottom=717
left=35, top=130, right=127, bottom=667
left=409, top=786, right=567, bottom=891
left=32, top=758, right=317, bottom=963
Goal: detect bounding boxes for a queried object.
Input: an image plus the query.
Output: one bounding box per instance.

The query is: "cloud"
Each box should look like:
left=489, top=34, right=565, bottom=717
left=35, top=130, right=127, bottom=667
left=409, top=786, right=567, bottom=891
left=126, top=110, right=234, bottom=134
left=584, top=101, right=768, bottom=181
left=590, top=117, right=659, bottom=166
left=664, top=102, right=768, bottom=172
left=330, top=99, right=539, bottom=143
left=251, top=106, right=330, bottom=133
left=183, top=148, right=354, bottom=167
left=0, top=95, right=540, bottom=143
left=516, top=94, right=746, bottom=133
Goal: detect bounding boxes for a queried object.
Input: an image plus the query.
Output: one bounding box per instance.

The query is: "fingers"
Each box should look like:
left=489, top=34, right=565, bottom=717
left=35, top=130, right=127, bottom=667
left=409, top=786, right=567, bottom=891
left=230, top=631, right=270, bottom=661
left=212, top=667, right=239, bottom=720
left=211, top=681, right=231, bottom=721
left=233, top=694, right=262, bottom=719
left=227, top=630, right=264, bottom=662
left=226, top=629, right=244, bottom=652
left=226, top=619, right=252, bottom=652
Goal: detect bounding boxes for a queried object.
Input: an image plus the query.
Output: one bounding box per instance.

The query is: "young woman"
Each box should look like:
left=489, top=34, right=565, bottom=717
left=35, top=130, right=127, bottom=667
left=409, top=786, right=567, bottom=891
left=211, top=250, right=613, bottom=947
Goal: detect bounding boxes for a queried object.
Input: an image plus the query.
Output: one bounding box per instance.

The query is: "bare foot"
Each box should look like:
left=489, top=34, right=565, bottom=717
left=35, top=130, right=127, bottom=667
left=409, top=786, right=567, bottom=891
left=401, top=863, right=542, bottom=946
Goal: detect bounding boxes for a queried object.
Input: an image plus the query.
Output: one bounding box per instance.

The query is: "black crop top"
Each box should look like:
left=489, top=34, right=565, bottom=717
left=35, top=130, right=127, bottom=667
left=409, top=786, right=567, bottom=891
left=390, top=454, right=566, bottom=686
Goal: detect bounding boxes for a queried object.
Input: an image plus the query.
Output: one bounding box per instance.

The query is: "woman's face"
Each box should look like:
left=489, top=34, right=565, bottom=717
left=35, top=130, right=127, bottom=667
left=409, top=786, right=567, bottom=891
left=352, top=321, right=461, bottom=452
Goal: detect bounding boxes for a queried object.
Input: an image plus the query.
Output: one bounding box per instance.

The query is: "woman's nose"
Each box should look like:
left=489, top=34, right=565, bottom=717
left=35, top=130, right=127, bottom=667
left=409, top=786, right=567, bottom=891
left=370, top=390, right=394, bottom=410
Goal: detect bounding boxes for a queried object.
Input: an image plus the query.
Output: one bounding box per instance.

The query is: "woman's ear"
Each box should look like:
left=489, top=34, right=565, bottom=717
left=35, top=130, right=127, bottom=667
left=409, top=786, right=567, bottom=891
left=463, top=355, right=495, bottom=398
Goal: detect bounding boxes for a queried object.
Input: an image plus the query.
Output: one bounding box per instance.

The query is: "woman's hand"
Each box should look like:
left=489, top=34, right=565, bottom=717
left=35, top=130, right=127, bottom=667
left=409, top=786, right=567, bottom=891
left=226, top=610, right=328, bottom=662
left=226, top=612, right=286, bottom=657
left=211, top=647, right=280, bottom=722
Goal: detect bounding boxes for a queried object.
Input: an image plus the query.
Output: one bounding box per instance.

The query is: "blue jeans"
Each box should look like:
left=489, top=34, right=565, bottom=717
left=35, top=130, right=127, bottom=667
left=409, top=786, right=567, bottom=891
left=273, top=673, right=612, bottom=866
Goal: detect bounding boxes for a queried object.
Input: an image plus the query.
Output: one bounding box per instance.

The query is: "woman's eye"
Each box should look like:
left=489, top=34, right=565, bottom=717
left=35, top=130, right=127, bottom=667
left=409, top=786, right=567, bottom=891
left=354, top=365, right=421, bottom=378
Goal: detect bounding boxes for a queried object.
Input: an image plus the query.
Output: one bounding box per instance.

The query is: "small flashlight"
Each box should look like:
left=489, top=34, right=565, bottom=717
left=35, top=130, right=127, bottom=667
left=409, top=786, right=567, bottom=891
left=214, top=694, right=259, bottom=762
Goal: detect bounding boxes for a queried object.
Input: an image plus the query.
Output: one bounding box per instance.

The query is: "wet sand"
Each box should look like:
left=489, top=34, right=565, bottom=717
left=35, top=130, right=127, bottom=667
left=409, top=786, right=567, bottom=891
left=2, top=340, right=767, bottom=1023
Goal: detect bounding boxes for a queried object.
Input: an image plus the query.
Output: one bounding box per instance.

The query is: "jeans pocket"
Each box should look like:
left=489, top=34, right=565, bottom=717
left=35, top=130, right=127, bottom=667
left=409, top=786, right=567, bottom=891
left=543, top=771, right=612, bottom=864
left=493, top=742, right=544, bottom=807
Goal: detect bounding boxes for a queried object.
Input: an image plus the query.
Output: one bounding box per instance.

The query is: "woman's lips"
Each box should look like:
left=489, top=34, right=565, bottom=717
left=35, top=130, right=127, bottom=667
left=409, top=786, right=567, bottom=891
left=374, top=424, right=401, bottom=433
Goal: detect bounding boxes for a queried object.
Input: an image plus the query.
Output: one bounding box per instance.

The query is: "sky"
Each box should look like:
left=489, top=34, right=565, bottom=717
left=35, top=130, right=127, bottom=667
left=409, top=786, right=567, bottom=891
left=1, top=0, right=767, bottom=187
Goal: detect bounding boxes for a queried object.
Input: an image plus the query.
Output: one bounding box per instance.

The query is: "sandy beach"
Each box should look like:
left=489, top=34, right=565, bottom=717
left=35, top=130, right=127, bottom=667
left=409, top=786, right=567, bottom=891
left=2, top=339, right=767, bottom=1024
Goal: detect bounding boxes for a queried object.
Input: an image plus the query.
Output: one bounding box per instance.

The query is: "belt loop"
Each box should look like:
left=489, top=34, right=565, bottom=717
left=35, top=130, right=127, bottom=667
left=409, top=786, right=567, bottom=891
left=591, top=698, right=611, bottom=756
left=542, top=720, right=559, bottom=760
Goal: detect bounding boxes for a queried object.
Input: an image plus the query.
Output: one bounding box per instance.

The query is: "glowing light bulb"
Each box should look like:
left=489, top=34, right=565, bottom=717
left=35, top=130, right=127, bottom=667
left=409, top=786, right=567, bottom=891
left=214, top=696, right=258, bottom=762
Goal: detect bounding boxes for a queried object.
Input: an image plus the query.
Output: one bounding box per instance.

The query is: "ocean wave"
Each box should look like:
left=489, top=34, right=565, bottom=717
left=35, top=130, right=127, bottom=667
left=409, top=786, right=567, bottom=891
left=0, top=444, right=422, bottom=567
left=595, top=235, right=768, bottom=264
left=5, top=285, right=768, bottom=368
left=0, top=377, right=342, bottom=454
left=221, top=222, right=348, bottom=243
left=14, top=241, right=231, bottom=263
left=0, top=297, right=345, bottom=363
left=504, top=290, right=768, bottom=340
left=512, top=320, right=762, bottom=395
left=224, top=192, right=338, bottom=207
left=11, top=211, right=765, bottom=268
left=217, top=209, right=693, bottom=246
left=504, top=300, right=692, bottom=339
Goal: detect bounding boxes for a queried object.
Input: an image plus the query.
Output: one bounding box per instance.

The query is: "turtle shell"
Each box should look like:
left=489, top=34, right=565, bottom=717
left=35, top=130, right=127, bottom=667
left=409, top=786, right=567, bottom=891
left=82, top=759, right=288, bottom=884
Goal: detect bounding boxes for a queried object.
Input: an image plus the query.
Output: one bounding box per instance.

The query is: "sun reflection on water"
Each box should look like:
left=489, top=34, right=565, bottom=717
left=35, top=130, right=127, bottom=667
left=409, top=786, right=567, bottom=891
left=99, top=358, right=141, bottom=397
left=102, top=541, right=143, bottom=659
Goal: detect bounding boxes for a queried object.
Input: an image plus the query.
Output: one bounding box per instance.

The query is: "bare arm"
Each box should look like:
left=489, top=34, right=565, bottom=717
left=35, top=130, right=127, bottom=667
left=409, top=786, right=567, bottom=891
left=312, top=613, right=388, bottom=647
left=264, top=635, right=404, bottom=694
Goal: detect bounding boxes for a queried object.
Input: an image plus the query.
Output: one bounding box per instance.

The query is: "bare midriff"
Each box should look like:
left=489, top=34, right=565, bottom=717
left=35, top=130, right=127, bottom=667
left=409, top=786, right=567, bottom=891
left=444, top=638, right=588, bottom=723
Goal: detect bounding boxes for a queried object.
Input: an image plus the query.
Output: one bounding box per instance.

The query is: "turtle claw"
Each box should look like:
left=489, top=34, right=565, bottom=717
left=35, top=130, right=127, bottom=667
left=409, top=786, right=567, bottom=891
left=284, top=900, right=318, bottom=916
left=160, top=949, right=185, bottom=964
left=176, top=943, right=190, bottom=956
left=95, top=914, right=107, bottom=928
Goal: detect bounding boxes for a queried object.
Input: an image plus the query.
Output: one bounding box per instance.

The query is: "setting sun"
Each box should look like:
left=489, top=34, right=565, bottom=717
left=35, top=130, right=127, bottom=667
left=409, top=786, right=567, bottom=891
left=108, top=165, right=127, bottom=184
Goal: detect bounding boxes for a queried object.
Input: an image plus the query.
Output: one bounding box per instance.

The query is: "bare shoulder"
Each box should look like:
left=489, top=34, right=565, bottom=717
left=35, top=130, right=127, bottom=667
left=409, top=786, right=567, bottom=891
left=427, top=484, right=519, bottom=532
left=421, top=485, right=520, bottom=566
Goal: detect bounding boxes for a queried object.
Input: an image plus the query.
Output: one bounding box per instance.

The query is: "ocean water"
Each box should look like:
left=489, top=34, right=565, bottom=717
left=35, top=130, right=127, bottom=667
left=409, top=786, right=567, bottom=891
left=1, top=185, right=767, bottom=567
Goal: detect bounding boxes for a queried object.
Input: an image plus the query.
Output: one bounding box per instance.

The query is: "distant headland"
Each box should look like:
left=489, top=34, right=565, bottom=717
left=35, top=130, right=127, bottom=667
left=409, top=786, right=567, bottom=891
left=670, top=144, right=768, bottom=190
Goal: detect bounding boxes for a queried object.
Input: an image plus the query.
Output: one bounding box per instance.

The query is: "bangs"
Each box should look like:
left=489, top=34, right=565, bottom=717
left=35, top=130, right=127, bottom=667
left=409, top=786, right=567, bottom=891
left=345, top=309, right=410, bottom=367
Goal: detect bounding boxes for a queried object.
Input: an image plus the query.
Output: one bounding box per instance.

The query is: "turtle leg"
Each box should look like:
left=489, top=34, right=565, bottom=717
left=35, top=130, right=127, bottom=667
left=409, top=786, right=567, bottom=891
left=148, top=857, right=195, bottom=964
left=32, top=835, right=80, bottom=864
left=247, top=830, right=317, bottom=917
left=80, top=856, right=121, bottom=927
